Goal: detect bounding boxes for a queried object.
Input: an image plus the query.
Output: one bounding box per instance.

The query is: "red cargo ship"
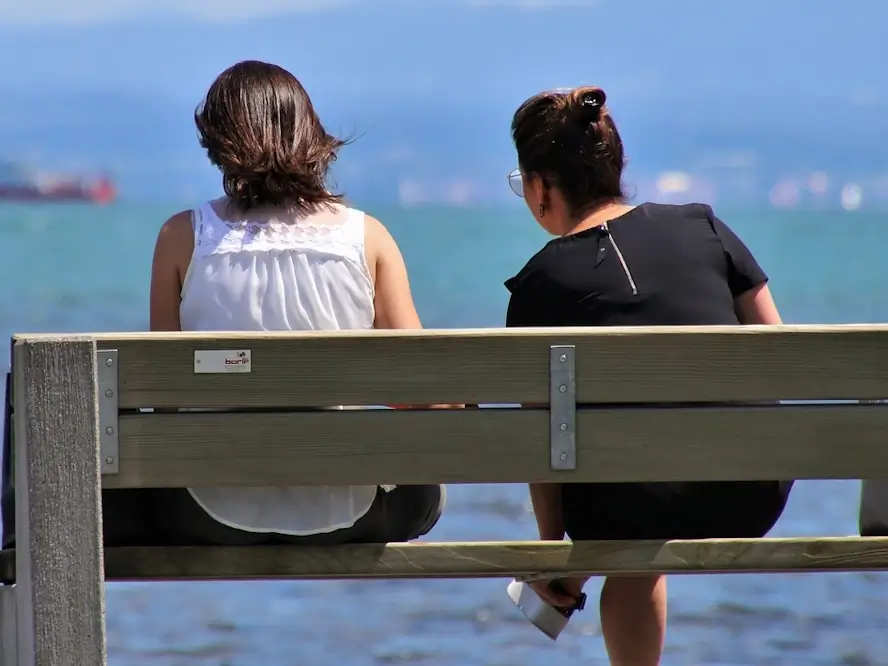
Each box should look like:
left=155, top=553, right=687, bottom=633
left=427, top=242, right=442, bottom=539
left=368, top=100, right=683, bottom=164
left=0, top=161, right=116, bottom=204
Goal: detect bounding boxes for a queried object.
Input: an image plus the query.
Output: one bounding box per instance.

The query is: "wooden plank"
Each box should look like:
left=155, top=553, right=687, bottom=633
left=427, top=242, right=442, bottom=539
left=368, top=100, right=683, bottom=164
left=103, top=403, right=888, bottom=488
left=1, top=585, right=17, bottom=663
left=12, top=338, right=107, bottom=666
left=5, top=539, right=888, bottom=581
left=12, top=325, right=888, bottom=408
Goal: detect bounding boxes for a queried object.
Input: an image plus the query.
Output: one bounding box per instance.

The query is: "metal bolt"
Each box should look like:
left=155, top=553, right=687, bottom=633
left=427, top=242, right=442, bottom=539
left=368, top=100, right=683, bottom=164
left=105, top=456, right=114, bottom=465
left=105, top=358, right=113, bottom=367
left=104, top=389, right=114, bottom=398
left=559, top=423, right=568, bottom=431
left=560, top=453, right=567, bottom=461
left=559, top=354, right=567, bottom=363
left=105, top=426, right=114, bottom=435
left=559, top=385, right=567, bottom=393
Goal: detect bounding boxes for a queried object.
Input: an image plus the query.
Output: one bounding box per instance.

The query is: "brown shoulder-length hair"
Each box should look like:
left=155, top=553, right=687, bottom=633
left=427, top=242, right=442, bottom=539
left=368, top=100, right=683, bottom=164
left=511, top=86, right=627, bottom=217
left=195, top=60, right=346, bottom=212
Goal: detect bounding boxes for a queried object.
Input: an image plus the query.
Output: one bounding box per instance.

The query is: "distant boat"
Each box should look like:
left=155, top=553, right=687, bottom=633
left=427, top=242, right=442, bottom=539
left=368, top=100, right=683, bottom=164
left=0, top=161, right=116, bottom=205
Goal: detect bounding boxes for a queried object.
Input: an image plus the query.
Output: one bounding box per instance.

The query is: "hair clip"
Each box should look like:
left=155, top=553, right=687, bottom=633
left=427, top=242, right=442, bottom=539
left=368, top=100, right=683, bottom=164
left=581, top=92, right=604, bottom=121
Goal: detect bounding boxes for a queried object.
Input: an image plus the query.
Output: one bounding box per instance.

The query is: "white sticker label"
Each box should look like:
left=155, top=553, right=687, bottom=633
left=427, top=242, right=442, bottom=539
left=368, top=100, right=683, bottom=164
left=194, top=349, right=252, bottom=374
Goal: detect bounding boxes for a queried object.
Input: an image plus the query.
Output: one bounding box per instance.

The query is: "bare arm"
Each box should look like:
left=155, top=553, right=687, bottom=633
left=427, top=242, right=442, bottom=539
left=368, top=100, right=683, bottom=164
left=506, top=285, right=567, bottom=537
left=366, top=214, right=423, bottom=330
left=149, top=211, right=193, bottom=332
left=529, top=483, right=565, bottom=540
left=365, top=215, right=463, bottom=408
left=735, top=283, right=784, bottom=410
left=735, top=283, right=782, bottom=325
left=709, top=211, right=782, bottom=326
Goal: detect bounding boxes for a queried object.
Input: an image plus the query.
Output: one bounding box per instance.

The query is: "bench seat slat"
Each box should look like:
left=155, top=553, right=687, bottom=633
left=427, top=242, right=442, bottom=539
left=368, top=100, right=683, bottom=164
left=4, top=538, right=888, bottom=583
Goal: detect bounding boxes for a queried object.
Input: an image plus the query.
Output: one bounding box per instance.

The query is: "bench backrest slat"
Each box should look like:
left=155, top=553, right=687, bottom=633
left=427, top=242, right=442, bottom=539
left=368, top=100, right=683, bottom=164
left=11, top=327, right=888, bottom=490
left=101, top=403, right=888, bottom=488
left=66, top=325, right=888, bottom=408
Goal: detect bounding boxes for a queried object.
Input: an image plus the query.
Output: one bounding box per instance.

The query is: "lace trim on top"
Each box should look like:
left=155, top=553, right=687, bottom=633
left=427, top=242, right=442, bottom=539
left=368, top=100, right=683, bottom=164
left=193, top=204, right=363, bottom=257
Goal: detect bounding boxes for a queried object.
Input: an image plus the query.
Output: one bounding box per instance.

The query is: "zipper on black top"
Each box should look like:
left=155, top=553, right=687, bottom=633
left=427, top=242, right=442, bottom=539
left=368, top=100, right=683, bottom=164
left=601, top=222, right=638, bottom=295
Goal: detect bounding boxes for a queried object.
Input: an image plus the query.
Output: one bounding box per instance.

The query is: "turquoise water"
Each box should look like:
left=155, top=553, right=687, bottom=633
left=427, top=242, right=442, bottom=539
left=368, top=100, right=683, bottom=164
left=2, top=202, right=888, bottom=664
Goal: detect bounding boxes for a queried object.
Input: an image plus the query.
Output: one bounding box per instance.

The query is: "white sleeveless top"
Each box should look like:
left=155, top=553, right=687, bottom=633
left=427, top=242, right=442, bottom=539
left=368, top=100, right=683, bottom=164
left=179, top=200, right=379, bottom=535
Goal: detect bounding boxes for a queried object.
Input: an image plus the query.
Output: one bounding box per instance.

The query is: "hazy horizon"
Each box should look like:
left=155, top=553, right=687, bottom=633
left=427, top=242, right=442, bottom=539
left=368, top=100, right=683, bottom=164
left=3, top=1, right=888, bottom=208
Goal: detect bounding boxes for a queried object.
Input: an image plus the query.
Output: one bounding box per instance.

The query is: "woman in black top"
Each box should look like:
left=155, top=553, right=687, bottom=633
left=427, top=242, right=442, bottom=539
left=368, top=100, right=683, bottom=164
left=505, top=86, right=792, bottom=664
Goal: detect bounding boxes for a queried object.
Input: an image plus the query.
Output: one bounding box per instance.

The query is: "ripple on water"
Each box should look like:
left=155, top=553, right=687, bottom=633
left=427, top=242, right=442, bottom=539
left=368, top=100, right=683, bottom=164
left=4, top=205, right=888, bottom=664
left=99, top=481, right=888, bottom=665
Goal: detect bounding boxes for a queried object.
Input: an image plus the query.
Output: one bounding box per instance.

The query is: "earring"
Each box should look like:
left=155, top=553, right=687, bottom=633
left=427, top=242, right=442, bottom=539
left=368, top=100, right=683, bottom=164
left=539, top=202, right=546, bottom=217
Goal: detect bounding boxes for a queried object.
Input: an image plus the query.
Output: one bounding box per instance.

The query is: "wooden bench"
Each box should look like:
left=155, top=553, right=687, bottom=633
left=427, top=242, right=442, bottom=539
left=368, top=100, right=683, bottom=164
left=3, top=326, right=888, bottom=665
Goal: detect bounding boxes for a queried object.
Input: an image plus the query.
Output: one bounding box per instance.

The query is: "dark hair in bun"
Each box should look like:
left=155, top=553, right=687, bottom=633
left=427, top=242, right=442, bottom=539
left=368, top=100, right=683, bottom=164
left=511, top=85, right=626, bottom=216
left=570, top=87, right=606, bottom=121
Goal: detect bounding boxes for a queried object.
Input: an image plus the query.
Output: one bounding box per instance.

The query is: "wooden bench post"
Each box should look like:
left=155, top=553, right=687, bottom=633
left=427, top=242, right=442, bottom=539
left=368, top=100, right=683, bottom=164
left=0, top=584, right=16, bottom=662
left=4, top=337, right=107, bottom=666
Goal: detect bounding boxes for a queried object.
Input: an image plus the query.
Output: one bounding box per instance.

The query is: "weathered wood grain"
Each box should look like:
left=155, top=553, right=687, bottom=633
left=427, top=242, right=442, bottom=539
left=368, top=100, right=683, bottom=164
left=12, top=338, right=107, bottom=665
left=12, top=325, right=888, bottom=408
left=4, top=539, right=888, bottom=582
left=102, top=403, right=888, bottom=488
left=1, top=585, right=17, bottom=663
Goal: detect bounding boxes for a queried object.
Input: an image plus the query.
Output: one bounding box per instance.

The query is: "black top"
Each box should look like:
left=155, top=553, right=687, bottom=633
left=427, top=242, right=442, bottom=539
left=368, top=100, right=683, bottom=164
left=504, top=202, right=791, bottom=541
left=505, top=202, right=767, bottom=329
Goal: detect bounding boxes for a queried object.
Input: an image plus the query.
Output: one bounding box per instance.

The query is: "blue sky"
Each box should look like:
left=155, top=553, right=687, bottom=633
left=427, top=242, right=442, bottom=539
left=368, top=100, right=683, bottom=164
left=0, top=0, right=591, bottom=25
left=2, top=0, right=885, bottom=108
left=2, top=0, right=887, bottom=203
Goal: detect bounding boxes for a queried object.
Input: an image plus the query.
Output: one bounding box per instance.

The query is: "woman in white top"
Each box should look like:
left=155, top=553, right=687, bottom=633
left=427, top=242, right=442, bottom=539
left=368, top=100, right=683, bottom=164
left=147, top=60, right=445, bottom=546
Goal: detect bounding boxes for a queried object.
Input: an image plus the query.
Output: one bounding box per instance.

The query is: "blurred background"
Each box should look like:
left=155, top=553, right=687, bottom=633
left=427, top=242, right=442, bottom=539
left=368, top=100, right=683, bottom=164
left=2, top=1, right=888, bottom=664
left=3, top=0, right=888, bottom=208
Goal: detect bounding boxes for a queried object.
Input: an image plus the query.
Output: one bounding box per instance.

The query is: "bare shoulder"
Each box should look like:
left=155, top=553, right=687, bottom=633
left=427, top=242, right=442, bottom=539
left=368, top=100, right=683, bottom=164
left=157, top=209, right=194, bottom=242
left=152, top=209, right=195, bottom=270
left=363, top=213, right=393, bottom=241
left=363, top=213, right=400, bottom=254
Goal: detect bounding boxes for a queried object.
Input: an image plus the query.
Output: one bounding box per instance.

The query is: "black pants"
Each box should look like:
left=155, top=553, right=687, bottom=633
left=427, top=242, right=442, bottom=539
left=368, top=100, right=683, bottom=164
left=102, top=485, right=445, bottom=547
left=563, top=480, right=793, bottom=541
left=1, top=370, right=443, bottom=549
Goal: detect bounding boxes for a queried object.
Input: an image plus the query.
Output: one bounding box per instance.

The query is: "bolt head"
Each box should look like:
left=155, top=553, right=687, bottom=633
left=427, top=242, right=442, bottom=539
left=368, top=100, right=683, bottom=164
left=105, top=426, right=114, bottom=435
left=559, top=385, right=567, bottom=393
left=104, top=389, right=114, bottom=398
left=559, top=354, right=567, bottom=363
left=105, top=358, right=113, bottom=367
left=105, top=456, right=114, bottom=465
left=560, top=452, right=567, bottom=461
left=559, top=423, right=568, bottom=431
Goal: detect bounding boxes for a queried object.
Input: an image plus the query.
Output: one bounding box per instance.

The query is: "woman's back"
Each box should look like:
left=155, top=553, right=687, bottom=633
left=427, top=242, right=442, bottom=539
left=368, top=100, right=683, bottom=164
left=506, top=202, right=762, bottom=328
left=176, top=199, right=378, bottom=536
left=506, top=201, right=791, bottom=541
left=181, top=199, right=374, bottom=333
left=147, top=59, right=444, bottom=547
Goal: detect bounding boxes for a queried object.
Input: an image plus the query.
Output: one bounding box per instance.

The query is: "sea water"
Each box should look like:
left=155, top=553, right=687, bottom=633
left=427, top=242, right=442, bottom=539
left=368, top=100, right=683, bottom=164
left=1, top=202, right=886, bottom=665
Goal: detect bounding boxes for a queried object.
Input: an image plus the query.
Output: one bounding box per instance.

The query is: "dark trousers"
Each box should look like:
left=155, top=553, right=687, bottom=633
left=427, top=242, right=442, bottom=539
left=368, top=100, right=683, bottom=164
left=101, top=485, right=446, bottom=547
left=1, top=366, right=443, bottom=549
left=563, top=480, right=792, bottom=541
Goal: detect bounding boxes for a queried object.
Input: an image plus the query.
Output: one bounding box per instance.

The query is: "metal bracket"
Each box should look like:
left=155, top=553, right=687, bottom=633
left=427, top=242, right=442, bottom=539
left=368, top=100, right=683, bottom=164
left=549, top=345, right=576, bottom=471
left=97, top=349, right=119, bottom=475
